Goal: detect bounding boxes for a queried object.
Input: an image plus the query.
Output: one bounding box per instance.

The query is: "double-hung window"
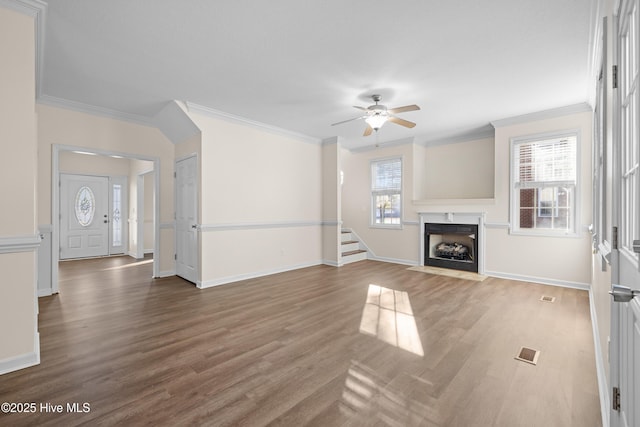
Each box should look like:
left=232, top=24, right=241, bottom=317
left=511, top=132, right=578, bottom=235
left=371, top=158, right=402, bottom=227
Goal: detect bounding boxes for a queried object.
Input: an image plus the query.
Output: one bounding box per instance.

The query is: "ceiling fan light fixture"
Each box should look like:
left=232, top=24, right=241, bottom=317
left=365, top=113, right=388, bottom=130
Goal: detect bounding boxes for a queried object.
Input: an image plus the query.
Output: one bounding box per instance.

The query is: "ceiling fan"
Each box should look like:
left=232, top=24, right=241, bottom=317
left=331, top=94, right=420, bottom=136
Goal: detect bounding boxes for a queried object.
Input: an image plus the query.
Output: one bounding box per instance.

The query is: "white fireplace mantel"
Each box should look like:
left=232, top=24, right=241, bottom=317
left=419, top=212, right=486, bottom=274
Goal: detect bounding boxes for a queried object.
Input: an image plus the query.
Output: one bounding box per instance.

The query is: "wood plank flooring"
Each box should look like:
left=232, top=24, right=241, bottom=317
left=0, top=257, right=601, bottom=426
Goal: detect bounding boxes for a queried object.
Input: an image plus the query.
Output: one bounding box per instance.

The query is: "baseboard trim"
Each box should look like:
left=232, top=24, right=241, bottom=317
left=0, top=334, right=40, bottom=375
left=323, top=259, right=341, bottom=267
left=589, top=288, right=610, bottom=427
left=484, top=270, right=590, bottom=290
left=369, top=255, right=418, bottom=266
left=38, top=288, right=53, bottom=297
left=197, top=260, right=323, bottom=289
left=156, top=270, right=176, bottom=278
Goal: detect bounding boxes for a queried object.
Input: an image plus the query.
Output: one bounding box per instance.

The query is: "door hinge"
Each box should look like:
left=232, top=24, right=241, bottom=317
left=174, top=253, right=177, bottom=260
left=613, top=386, right=620, bottom=411
left=612, top=65, right=618, bottom=89
left=613, top=226, right=618, bottom=249
left=174, top=171, right=177, bottom=178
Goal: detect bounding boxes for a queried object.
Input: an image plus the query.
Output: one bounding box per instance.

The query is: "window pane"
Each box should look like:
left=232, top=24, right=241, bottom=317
left=374, top=193, right=401, bottom=225
left=75, top=186, right=95, bottom=227
left=112, top=184, right=122, bottom=246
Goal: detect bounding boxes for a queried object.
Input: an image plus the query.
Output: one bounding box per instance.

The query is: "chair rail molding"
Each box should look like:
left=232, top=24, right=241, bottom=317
left=0, top=234, right=41, bottom=254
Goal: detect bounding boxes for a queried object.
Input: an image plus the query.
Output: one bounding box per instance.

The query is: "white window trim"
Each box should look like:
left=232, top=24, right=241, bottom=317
left=370, top=156, right=403, bottom=229
left=509, top=130, right=581, bottom=238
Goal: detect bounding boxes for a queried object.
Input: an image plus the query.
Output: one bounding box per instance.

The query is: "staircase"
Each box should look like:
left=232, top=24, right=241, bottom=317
left=341, top=229, right=368, bottom=264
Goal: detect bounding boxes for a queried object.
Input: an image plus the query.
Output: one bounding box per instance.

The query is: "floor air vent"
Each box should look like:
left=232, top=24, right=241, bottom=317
left=515, top=347, right=540, bottom=365
left=540, top=295, right=555, bottom=303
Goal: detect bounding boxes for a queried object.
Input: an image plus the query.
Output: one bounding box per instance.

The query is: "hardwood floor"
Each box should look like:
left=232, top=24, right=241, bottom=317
left=0, top=257, right=601, bottom=426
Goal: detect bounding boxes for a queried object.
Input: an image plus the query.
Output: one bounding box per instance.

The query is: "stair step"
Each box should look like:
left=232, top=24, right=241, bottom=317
left=341, top=240, right=358, bottom=245
left=342, top=249, right=367, bottom=257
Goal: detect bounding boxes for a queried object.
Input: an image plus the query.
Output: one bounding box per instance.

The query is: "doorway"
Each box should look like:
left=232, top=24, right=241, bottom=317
left=51, top=145, right=161, bottom=294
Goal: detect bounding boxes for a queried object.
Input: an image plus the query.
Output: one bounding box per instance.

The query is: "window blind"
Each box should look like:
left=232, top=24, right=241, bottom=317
left=515, top=136, right=577, bottom=189
left=371, top=159, right=402, bottom=192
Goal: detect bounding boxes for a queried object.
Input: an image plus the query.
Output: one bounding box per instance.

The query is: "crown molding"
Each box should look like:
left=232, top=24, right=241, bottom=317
left=37, top=94, right=155, bottom=127
left=0, top=0, right=47, bottom=98
left=491, top=102, right=593, bottom=128
left=418, top=126, right=495, bottom=147
left=185, top=102, right=321, bottom=145
left=349, top=136, right=415, bottom=153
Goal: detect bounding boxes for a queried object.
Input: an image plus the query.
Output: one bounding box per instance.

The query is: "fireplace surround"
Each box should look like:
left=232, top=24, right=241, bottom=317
left=419, top=212, right=485, bottom=274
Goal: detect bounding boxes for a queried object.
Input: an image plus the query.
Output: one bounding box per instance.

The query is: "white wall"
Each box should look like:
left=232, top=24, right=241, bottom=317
left=187, top=112, right=323, bottom=287
left=0, top=5, right=39, bottom=373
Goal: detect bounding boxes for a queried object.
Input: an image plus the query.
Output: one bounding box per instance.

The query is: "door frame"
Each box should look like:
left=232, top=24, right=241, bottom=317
left=135, top=168, right=154, bottom=260
left=51, top=144, right=161, bottom=293
left=609, top=0, right=640, bottom=425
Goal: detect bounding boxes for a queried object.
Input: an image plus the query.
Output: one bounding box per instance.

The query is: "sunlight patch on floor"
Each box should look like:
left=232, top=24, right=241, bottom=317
left=359, top=284, right=424, bottom=356
left=102, top=259, right=153, bottom=271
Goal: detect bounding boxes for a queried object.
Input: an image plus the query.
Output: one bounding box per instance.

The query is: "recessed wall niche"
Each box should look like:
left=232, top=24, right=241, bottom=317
left=419, top=137, right=495, bottom=200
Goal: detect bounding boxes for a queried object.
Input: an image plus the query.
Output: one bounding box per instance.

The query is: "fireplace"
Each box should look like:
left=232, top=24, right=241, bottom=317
left=424, top=223, right=478, bottom=272
left=419, top=212, right=485, bottom=274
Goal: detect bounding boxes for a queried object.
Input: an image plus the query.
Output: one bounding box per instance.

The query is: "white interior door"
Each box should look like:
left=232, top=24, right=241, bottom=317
left=60, top=174, right=109, bottom=259
left=611, top=1, right=640, bottom=425
left=175, top=156, right=198, bottom=283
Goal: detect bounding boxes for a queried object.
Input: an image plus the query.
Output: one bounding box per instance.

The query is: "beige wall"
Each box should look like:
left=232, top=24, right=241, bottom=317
left=421, top=137, right=495, bottom=200
left=0, top=7, right=39, bottom=368
left=188, top=112, right=323, bottom=286
left=342, top=110, right=592, bottom=286
left=487, top=111, right=592, bottom=286
left=59, top=151, right=131, bottom=176
left=342, top=143, right=420, bottom=264
left=322, top=140, right=341, bottom=264
left=37, top=104, right=175, bottom=274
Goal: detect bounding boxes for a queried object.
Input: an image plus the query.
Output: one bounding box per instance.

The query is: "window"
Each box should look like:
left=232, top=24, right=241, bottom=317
left=371, top=158, right=402, bottom=227
left=511, top=132, right=578, bottom=235
left=112, top=184, right=122, bottom=247
left=74, top=186, right=96, bottom=227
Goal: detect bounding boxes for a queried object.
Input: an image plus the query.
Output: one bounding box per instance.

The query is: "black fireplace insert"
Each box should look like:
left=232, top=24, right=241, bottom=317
left=424, top=223, right=478, bottom=273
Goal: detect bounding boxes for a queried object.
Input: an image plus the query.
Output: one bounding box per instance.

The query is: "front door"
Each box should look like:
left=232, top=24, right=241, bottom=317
left=611, top=0, right=640, bottom=425
left=60, top=174, right=109, bottom=259
left=175, top=156, right=198, bottom=283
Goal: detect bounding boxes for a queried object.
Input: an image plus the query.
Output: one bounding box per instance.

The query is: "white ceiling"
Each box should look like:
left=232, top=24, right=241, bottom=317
left=40, top=0, right=598, bottom=149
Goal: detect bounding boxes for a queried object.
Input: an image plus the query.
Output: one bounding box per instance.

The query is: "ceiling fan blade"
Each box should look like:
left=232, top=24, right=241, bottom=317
left=388, top=104, right=420, bottom=114
left=331, top=116, right=364, bottom=126
left=363, top=125, right=373, bottom=136
left=353, top=106, right=367, bottom=111
left=388, top=116, right=417, bottom=128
